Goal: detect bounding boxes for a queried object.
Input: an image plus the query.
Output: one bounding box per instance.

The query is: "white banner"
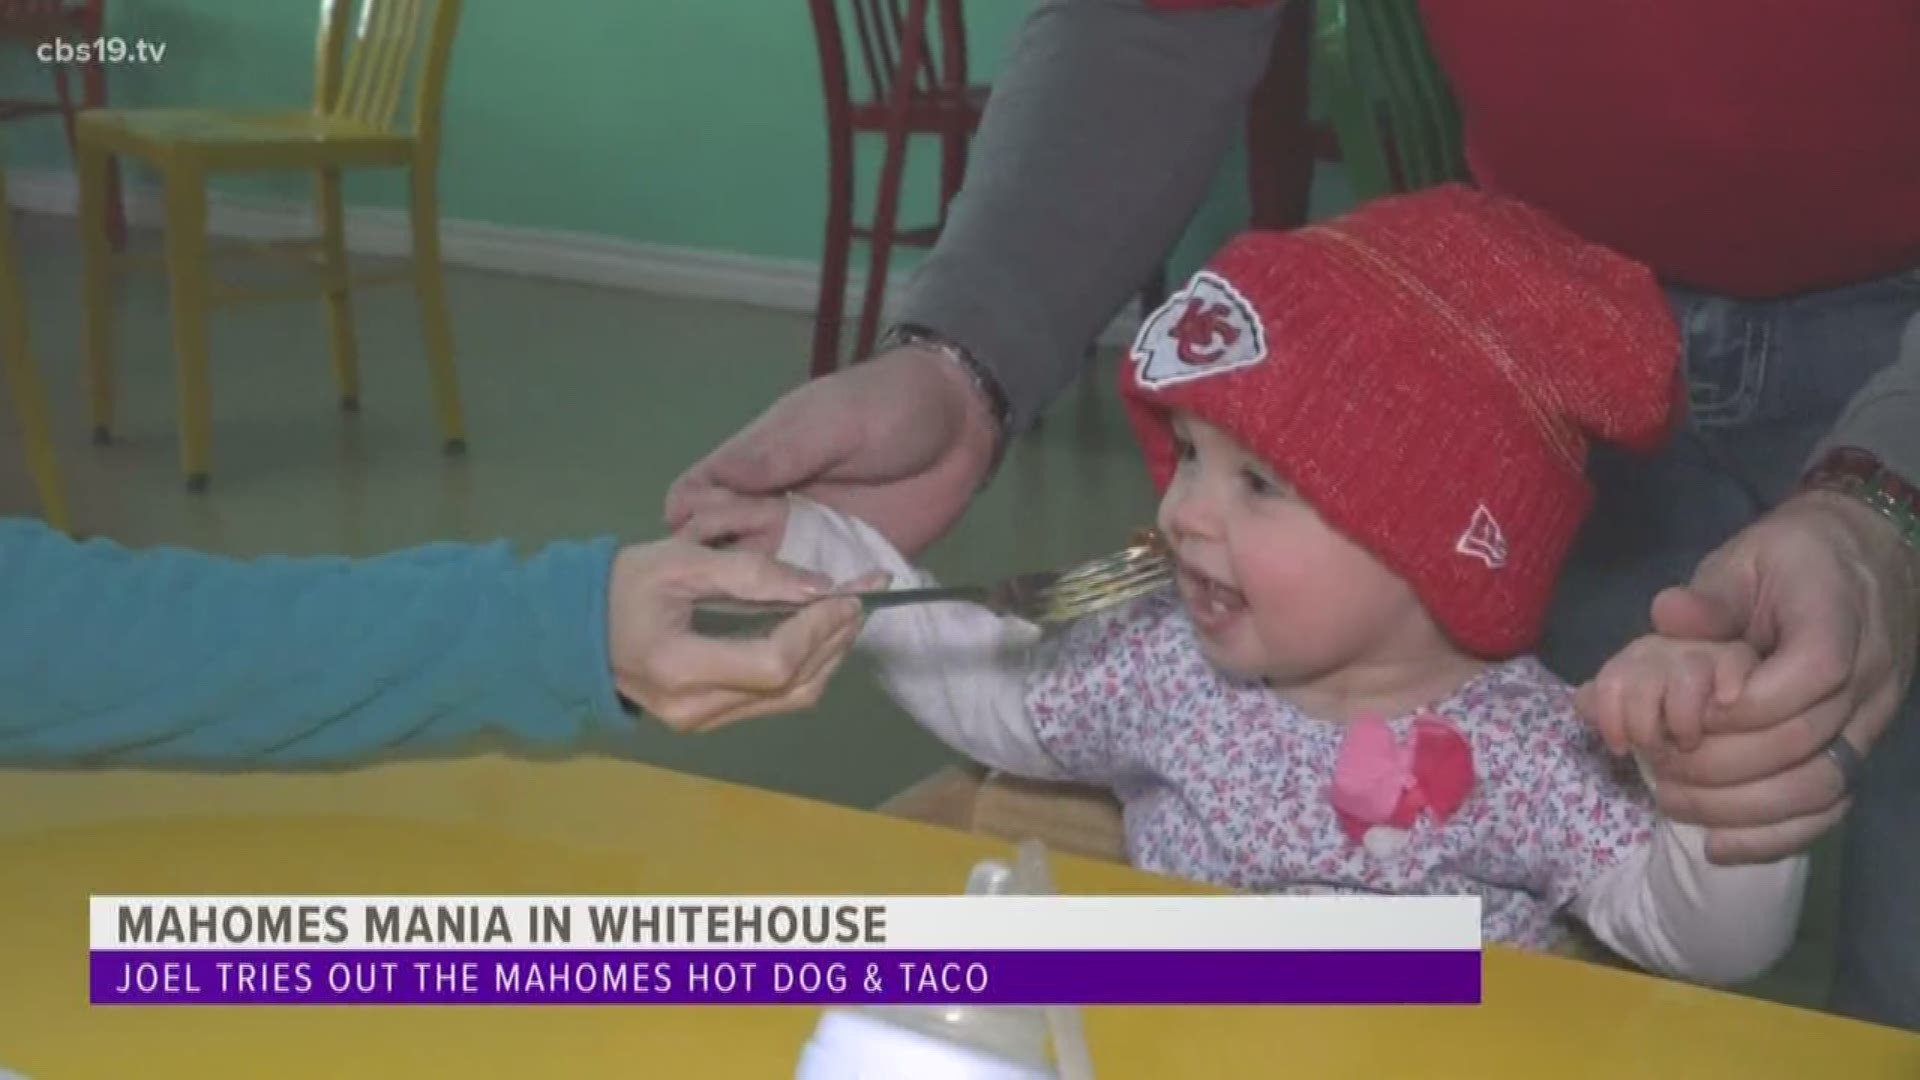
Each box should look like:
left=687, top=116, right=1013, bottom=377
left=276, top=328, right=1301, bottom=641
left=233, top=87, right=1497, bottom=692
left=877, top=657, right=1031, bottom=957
left=91, top=895, right=1481, bottom=952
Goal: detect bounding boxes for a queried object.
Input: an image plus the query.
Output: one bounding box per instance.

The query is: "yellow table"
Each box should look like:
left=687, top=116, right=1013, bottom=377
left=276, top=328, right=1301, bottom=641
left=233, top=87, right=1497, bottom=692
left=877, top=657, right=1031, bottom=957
left=0, top=756, right=1913, bottom=1078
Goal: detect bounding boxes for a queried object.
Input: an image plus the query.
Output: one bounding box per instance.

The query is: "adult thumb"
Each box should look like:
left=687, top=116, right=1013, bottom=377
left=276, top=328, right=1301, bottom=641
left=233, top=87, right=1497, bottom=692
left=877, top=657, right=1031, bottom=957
left=666, top=405, right=860, bottom=526
left=1649, top=581, right=1746, bottom=645
left=672, top=546, right=830, bottom=605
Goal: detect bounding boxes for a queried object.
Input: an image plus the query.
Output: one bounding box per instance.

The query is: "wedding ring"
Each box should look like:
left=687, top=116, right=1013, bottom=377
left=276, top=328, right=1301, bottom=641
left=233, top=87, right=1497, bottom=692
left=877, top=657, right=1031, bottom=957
left=1823, top=734, right=1866, bottom=794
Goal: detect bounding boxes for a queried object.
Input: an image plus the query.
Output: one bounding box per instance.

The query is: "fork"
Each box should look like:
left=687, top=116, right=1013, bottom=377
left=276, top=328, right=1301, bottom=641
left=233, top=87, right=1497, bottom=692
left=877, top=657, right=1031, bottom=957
left=690, top=530, right=1171, bottom=638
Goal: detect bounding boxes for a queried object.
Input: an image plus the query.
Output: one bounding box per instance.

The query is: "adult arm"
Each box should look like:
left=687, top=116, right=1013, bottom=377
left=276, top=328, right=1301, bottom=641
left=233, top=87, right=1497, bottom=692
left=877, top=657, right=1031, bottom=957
left=894, top=0, right=1281, bottom=430
left=666, top=0, right=1282, bottom=556
left=0, top=522, right=858, bottom=766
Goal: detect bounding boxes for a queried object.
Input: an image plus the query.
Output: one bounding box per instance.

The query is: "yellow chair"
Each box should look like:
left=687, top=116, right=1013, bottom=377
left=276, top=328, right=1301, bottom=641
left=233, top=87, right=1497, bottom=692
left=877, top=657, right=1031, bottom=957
left=75, top=0, right=468, bottom=491
left=0, top=156, right=71, bottom=531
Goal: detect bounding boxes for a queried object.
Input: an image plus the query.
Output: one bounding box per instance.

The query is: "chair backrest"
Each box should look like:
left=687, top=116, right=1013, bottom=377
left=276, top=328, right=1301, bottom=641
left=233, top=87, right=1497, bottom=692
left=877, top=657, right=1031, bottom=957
left=1314, top=0, right=1464, bottom=201
left=0, top=1, right=58, bottom=21
left=313, top=0, right=463, bottom=146
left=0, top=0, right=82, bottom=23
left=0, top=148, right=72, bottom=531
left=808, top=0, right=968, bottom=114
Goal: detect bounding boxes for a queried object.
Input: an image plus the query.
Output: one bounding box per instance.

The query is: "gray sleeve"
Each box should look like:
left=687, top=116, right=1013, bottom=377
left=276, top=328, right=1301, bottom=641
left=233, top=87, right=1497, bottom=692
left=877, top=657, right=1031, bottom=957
left=1812, top=310, right=1920, bottom=484
left=892, top=0, right=1282, bottom=431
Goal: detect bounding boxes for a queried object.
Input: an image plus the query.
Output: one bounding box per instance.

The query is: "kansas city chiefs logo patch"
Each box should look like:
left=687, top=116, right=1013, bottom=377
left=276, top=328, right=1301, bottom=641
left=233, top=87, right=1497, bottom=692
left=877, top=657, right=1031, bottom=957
left=1130, top=270, right=1268, bottom=389
left=1455, top=504, right=1509, bottom=570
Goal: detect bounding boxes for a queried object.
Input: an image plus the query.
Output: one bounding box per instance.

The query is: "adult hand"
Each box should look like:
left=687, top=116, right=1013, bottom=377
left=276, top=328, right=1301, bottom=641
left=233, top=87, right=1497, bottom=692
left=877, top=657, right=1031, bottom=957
left=1623, top=489, right=1920, bottom=864
left=606, top=539, right=864, bottom=732
left=664, top=346, right=999, bottom=557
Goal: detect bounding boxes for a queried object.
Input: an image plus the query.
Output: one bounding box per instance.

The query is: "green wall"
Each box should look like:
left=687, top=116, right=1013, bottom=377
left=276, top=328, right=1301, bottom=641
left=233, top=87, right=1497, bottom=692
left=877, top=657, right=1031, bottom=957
left=2, top=1, right=1252, bottom=278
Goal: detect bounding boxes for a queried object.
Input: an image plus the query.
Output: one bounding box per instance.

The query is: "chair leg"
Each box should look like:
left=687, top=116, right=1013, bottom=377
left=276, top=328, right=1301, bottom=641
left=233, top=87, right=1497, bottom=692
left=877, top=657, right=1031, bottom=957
left=77, top=143, right=117, bottom=445
left=0, top=190, right=70, bottom=532
left=49, top=61, right=80, bottom=153
left=1, top=328, right=72, bottom=533
left=315, top=168, right=361, bottom=412
left=937, top=126, right=966, bottom=219
left=161, top=170, right=214, bottom=491
left=408, top=166, right=466, bottom=455
left=810, top=121, right=855, bottom=379
left=854, top=0, right=931, bottom=364
left=853, top=122, right=911, bottom=363
left=70, top=39, right=129, bottom=250
left=1245, top=0, right=1316, bottom=231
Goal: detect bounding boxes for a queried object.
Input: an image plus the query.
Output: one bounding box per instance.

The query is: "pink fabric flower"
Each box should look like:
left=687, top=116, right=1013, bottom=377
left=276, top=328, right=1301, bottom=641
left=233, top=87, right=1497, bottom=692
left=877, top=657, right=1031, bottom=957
left=1330, top=713, right=1477, bottom=844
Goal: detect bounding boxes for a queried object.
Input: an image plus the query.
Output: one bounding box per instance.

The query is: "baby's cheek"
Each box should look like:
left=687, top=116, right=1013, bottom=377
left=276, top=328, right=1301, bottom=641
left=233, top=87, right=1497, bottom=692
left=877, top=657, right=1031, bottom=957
left=1235, top=549, right=1336, bottom=616
left=1241, top=571, right=1339, bottom=657
left=1244, top=557, right=1395, bottom=658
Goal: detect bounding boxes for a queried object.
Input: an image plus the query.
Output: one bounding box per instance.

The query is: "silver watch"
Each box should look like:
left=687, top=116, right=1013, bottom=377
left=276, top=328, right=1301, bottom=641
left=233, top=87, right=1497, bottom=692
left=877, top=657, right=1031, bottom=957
left=880, top=324, right=1012, bottom=480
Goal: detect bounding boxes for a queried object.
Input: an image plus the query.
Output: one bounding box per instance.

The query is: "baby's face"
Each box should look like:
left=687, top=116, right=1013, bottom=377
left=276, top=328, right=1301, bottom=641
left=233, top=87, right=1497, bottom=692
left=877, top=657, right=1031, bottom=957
left=1157, top=415, right=1434, bottom=684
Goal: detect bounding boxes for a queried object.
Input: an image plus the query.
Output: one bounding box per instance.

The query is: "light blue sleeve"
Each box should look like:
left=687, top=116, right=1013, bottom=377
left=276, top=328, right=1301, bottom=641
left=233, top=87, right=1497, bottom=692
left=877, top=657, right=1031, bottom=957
left=0, top=518, right=630, bottom=767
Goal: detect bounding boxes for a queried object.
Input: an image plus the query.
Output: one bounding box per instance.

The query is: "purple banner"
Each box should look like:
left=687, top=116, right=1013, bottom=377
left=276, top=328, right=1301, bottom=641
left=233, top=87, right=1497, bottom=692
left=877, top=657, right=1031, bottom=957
left=91, top=949, right=1478, bottom=1006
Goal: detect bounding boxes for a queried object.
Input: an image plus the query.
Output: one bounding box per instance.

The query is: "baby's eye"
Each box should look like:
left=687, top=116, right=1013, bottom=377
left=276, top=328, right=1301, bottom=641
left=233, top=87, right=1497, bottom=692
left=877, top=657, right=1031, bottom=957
left=1173, top=434, right=1196, bottom=463
left=1242, top=467, right=1281, bottom=497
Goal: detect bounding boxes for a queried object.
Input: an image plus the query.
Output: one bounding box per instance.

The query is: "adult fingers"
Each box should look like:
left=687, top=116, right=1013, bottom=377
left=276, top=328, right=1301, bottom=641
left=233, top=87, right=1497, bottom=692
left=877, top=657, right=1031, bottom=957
left=1701, top=801, right=1849, bottom=866
left=665, top=388, right=865, bottom=527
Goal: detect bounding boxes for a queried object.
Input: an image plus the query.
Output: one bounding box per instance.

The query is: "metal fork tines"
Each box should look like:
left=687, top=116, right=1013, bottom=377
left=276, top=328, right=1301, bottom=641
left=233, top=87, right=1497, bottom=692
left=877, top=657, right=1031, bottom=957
left=690, top=534, right=1171, bottom=638
left=1034, top=545, right=1168, bottom=621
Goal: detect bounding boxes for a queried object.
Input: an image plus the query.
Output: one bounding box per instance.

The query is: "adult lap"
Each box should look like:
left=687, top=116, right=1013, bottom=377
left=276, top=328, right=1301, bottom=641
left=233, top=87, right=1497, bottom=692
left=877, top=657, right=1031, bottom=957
left=1836, top=678, right=1920, bottom=1028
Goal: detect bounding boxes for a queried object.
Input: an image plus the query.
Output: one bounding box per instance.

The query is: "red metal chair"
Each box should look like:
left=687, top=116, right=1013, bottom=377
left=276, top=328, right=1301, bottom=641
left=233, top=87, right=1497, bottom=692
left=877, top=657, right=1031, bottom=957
left=0, top=0, right=126, bottom=246
left=807, top=0, right=1178, bottom=378
left=806, top=0, right=983, bottom=377
left=1245, top=0, right=1319, bottom=231
left=1246, top=0, right=1447, bottom=226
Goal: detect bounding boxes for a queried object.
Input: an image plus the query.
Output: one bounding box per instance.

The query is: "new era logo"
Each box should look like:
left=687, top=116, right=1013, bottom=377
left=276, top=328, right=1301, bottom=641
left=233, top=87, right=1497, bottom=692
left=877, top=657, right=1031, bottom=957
left=1455, top=505, right=1508, bottom=570
left=1131, top=271, right=1268, bottom=389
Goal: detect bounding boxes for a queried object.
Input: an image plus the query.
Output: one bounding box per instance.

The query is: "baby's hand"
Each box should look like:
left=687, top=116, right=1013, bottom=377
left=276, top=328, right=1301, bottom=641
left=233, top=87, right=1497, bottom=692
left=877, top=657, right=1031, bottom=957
left=1575, top=636, right=1761, bottom=757
left=682, top=495, right=902, bottom=608
left=673, top=491, right=792, bottom=554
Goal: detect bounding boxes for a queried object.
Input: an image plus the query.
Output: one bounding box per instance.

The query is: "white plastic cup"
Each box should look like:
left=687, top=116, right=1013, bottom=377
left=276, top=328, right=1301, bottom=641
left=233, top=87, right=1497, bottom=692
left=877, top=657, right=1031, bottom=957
left=795, top=1008, right=1058, bottom=1080
left=796, top=848, right=1084, bottom=1079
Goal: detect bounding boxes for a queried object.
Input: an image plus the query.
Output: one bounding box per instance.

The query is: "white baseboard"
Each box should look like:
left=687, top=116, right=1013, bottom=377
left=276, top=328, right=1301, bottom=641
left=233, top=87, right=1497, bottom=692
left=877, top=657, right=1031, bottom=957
left=6, top=166, right=1143, bottom=348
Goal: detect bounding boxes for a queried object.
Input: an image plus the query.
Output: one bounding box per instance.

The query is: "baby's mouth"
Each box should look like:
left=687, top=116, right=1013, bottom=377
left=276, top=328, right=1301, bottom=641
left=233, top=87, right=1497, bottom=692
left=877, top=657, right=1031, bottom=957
left=1176, top=558, right=1247, bottom=622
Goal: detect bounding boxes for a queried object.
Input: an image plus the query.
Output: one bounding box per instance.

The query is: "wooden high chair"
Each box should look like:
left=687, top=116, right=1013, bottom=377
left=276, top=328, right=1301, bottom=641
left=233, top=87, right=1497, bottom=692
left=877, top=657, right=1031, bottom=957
left=880, top=764, right=1128, bottom=865
left=74, top=0, right=469, bottom=491
left=0, top=155, right=72, bottom=531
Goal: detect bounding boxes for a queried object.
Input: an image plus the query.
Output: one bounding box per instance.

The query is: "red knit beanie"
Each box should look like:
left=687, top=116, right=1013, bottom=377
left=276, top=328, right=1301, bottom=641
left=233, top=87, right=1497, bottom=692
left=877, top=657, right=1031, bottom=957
left=1122, top=184, right=1682, bottom=657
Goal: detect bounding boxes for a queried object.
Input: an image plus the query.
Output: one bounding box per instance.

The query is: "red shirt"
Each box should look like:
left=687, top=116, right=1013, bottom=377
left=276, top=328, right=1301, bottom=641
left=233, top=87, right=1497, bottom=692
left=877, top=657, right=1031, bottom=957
left=1417, top=1, right=1920, bottom=296
left=1153, top=0, right=1920, bottom=296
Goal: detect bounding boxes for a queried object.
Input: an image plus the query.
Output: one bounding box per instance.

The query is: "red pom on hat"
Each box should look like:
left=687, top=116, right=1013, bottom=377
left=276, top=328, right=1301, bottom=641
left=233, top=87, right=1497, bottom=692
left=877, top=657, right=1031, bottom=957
left=1122, top=184, right=1681, bottom=657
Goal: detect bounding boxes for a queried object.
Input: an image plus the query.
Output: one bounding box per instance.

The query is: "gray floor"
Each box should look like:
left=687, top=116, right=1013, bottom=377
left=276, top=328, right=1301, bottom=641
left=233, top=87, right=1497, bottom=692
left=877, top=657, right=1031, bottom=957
left=1, top=209, right=1839, bottom=1013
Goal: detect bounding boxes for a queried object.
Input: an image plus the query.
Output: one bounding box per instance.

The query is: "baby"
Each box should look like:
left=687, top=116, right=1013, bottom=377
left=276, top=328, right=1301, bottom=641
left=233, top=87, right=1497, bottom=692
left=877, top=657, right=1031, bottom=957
left=716, top=186, right=1807, bottom=984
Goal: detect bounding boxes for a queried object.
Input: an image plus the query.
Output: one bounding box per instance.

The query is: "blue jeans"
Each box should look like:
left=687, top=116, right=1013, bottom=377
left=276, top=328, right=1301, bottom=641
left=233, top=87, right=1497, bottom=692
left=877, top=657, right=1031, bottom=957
left=1534, top=268, right=1920, bottom=1030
